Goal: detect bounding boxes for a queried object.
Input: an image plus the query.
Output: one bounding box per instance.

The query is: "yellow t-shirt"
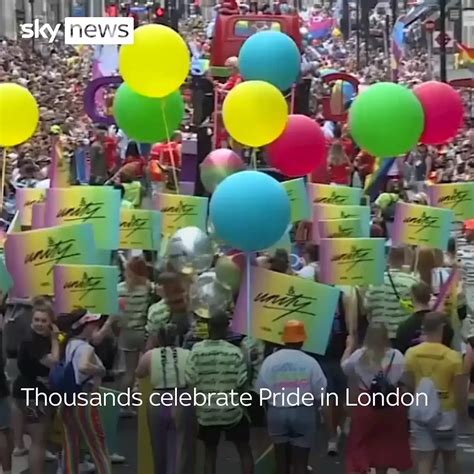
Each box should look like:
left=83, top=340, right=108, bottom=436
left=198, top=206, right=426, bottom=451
left=405, top=342, right=464, bottom=411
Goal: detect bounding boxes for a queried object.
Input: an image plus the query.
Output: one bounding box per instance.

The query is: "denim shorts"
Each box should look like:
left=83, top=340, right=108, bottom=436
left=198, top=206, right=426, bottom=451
left=267, top=405, right=316, bottom=448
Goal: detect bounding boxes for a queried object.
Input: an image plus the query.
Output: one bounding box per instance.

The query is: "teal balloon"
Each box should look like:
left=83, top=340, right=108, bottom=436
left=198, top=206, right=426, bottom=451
left=349, top=82, right=424, bottom=157
left=113, top=84, right=184, bottom=144
left=239, top=31, right=300, bottom=91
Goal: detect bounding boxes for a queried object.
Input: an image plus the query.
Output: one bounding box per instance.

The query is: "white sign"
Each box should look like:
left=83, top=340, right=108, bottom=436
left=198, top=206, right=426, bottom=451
left=463, top=9, right=474, bottom=27
left=432, top=30, right=455, bottom=49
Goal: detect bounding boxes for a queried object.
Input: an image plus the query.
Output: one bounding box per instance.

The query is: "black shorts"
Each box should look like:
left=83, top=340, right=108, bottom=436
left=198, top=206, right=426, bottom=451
left=198, top=415, right=250, bottom=446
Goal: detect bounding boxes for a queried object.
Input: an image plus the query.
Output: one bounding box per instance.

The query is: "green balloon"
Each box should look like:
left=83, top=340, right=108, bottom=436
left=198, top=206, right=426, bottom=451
left=349, top=82, right=424, bottom=157
left=113, top=83, right=184, bottom=144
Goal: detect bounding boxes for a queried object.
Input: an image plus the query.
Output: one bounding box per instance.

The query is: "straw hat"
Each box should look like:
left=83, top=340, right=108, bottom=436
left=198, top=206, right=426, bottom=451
left=282, top=320, right=307, bottom=344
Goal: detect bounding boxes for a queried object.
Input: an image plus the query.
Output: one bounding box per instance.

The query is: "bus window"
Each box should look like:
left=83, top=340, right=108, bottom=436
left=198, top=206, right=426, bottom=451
left=234, top=20, right=281, bottom=37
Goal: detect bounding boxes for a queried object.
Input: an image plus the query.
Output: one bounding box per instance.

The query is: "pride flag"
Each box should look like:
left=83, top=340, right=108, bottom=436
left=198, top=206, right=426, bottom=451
left=391, top=17, right=406, bottom=72
left=308, top=18, right=335, bottom=39
left=456, top=42, right=474, bottom=68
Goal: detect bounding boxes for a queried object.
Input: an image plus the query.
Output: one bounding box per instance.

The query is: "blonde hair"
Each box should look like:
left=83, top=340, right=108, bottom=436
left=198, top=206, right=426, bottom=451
left=328, top=142, right=347, bottom=166
left=225, top=56, right=239, bottom=68
left=415, top=248, right=436, bottom=290
left=360, top=322, right=391, bottom=370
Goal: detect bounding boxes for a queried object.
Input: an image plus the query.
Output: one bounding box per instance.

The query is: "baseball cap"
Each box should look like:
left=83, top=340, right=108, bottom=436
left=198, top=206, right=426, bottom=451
left=71, top=313, right=102, bottom=330
left=282, top=320, right=307, bottom=344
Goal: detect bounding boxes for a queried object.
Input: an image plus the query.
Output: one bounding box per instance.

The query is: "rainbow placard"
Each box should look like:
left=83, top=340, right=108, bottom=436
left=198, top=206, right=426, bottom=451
left=54, top=264, right=119, bottom=314
left=232, top=266, right=340, bottom=354
left=313, top=203, right=370, bottom=243
left=154, top=193, right=208, bottom=237
left=308, top=183, right=362, bottom=205
left=392, top=202, right=453, bottom=250
left=0, top=257, right=12, bottom=293
left=31, top=203, right=46, bottom=229
left=282, top=179, right=311, bottom=222
left=120, top=209, right=161, bottom=250
left=427, top=182, right=474, bottom=222
left=319, top=238, right=386, bottom=286
left=318, top=218, right=364, bottom=238
left=4, top=223, right=96, bottom=297
left=16, top=188, right=47, bottom=227
left=45, top=186, right=121, bottom=249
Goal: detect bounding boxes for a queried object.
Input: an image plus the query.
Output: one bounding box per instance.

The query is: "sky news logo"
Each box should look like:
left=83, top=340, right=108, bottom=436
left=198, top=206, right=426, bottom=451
left=20, top=17, right=134, bottom=45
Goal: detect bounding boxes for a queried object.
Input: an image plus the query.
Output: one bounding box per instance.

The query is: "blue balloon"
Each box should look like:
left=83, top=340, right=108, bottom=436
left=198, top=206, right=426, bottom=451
left=210, top=171, right=291, bottom=252
left=342, top=81, right=355, bottom=100
left=239, top=31, right=301, bottom=91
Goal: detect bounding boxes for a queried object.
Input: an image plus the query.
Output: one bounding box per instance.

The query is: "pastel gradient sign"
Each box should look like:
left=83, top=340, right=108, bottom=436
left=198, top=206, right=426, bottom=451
left=16, top=188, right=47, bottom=226
left=427, top=182, right=474, bottom=222
left=313, top=203, right=370, bottom=243
left=232, top=266, right=340, bottom=355
left=318, top=218, right=363, bottom=238
left=32, top=203, right=46, bottom=229
left=45, top=186, right=121, bottom=249
left=282, top=179, right=311, bottom=222
left=4, top=223, right=96, bottom=297
left=120, top=209, right=161, bottom=250
left=308, top=183, right=362, bottom=205
left=54, top=264, right=119, bottom=314
left=392, top=202, right=453, bottom=250
left=154, top=193, right=208, bottom=236
left=319, top=238, right=386, bottom=286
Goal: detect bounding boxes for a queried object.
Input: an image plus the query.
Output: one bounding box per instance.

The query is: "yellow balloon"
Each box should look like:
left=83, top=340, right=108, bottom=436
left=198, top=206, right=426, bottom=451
left=119, top=24, right=190, bottom=98
left=222, top=81, right=288, bottom=147
left=0, top=83, right=39, bottom=147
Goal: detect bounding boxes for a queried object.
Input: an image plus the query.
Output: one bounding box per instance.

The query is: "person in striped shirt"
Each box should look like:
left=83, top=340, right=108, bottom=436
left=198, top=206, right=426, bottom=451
left=117, top=257, right=152, bottom=415
left=185, top=313, right=254, bottom=474
left=365, top=246, right=419, bottom=341
left=458, top=220, right=474, bottom=347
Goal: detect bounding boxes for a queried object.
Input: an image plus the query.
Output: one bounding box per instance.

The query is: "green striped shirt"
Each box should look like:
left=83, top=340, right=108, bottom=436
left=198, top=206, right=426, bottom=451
left=185, top=340, right=248, bottom=426
left=365, top=270, right=419, bottom=338
left=117, top=282, right=151, bottom=331
left=146, top=300, right=170, bottom=335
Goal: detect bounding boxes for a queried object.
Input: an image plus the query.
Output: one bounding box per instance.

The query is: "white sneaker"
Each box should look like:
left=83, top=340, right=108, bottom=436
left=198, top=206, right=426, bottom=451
left=110, top=453, right=126, bottom=464
left=327, top=439, right=338, bottom=455
left=45, top=450, right=58, bottom=462
left=79, top=460, right=96, bottom=473
left=13, top=447, right=28, bottom=457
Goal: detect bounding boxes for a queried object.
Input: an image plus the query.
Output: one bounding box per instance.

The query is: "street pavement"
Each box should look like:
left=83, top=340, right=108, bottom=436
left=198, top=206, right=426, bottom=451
left=16, top=417, right=474, bottom=473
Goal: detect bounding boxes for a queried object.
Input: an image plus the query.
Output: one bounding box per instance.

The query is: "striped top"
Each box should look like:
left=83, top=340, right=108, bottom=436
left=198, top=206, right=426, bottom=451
left=457, top=237, right=474, bottom=288
left=150, top=347, right=189, bottom=389
left=117, top=281, right=151, bottom=331
left=185, top=339, right=248, bottom=426
left=365, top=270, right=419, bottom=339
left=146, top=300, right=170, bottom=335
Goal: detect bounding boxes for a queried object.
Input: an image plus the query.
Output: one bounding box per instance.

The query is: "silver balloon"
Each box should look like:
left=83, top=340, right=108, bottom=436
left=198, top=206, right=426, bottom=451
left=167, top=227, right=214, bottom=275
left=190, top=271, right=233, bottom=319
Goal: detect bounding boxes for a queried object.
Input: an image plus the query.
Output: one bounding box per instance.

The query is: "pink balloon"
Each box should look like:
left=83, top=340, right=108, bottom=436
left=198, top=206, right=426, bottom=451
left=413, top=81, right=464, bottom=145
left=267, top=115, right=328, bottom=177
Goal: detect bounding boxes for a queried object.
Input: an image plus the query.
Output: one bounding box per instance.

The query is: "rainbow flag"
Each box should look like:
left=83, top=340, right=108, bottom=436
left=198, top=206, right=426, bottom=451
left=456, top=43, right=474, bottom=68
left=308, top=18, right=335, bottom=39
left=364, top=157, right=395, bottom=201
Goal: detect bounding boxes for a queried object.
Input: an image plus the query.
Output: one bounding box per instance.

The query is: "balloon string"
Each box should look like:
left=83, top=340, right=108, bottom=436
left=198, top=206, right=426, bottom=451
left=0, top=148, right=7, bottom=212
left=251, top=149, right=257, bottom=170
left=246, top=252, right=252, bottom=342
left=160, top=100, right=180, bottom=193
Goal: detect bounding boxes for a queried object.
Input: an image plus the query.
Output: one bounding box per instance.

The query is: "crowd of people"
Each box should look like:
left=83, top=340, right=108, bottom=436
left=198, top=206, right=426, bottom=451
left=0, top=2, right=473, bottom=474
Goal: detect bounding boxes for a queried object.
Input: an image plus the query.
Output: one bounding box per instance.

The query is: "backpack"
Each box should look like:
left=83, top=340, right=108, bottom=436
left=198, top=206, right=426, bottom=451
left=409, top=377, right=441, bottom=428
left=49, top=343, right=91, bottom=396
left=365, top=351, right=397, bottom=409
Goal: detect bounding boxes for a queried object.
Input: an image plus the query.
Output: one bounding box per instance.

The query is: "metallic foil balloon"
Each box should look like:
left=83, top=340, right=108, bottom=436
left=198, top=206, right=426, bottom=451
left=215, top=255, right=243, bottom=293
left=190, top=271, right=233, bottom=318
left=199, top=148, right=246, bottom=193
left=167, top=227, right=214, bottom=274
